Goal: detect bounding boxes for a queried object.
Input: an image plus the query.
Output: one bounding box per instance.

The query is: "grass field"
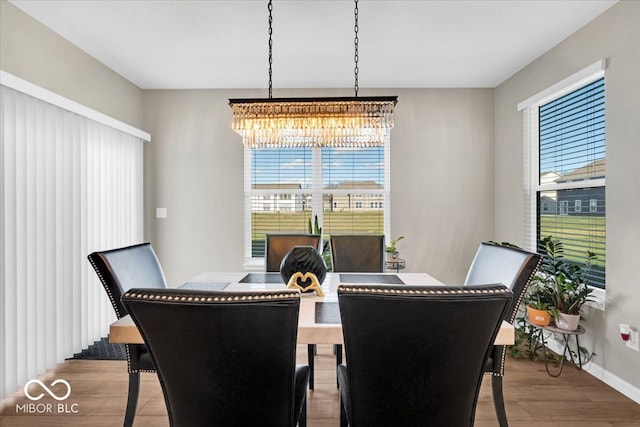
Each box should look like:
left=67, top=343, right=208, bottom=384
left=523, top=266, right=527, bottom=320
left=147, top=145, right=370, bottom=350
left=250, top=212, right=606, bottom=281
left=539, top=214, right=605, bottom=266
left=251, top=211, right=384, bottom=256
left=251, top=211, right=384, bottom=241
left=539, top=213, right=606, bottom=288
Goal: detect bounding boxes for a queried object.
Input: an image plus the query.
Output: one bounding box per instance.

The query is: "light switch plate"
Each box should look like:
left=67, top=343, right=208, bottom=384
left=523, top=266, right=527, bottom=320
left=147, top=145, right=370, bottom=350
left=156, top=208, right=167, bottom=219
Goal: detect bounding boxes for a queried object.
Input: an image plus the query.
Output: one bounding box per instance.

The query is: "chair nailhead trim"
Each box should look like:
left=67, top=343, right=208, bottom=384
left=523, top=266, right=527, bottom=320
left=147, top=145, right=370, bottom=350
left=88, top=256, right=122, bottom=318
left=122, top=290, right=301, bottom=303
left=338, top=286, right=512, bottom=295
left=495, top=256, right=543, bottom=376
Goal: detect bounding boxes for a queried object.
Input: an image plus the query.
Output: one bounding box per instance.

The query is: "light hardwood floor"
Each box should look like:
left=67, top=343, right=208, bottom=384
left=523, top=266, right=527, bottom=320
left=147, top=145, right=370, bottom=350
left=1, top=344, right=639, bottom=426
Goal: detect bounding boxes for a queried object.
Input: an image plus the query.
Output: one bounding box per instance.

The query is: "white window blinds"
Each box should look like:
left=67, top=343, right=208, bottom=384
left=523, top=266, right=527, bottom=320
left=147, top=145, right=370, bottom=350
left=245, top=141, right=389, bottom=261
left=522, top=66, right=606, bottom=289
left=537, top=77, right=605, bottom=287
left=1, top=78, right=146, bottom=399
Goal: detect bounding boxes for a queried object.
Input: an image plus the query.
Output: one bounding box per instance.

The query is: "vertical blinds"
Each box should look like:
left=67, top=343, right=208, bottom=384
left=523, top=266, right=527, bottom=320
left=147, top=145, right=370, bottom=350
left=537, top=77, right=605, bottom=287
left=248, top=145, right=386, bottom=258
left=0, top=84, right=144, bottom=399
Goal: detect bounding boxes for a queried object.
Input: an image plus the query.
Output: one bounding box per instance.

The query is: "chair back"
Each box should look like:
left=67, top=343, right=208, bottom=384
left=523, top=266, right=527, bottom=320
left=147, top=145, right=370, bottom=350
left=330, top=235, right=385, bottom=273
left=338, top=284, right=512, bottom=427
left=265, top=234, right=322, bottom=272
left=88, top=242, right=167, bottom=318
left=464, top=242, right=542, bottom=322
left=122, top=288, right=303, bottom=427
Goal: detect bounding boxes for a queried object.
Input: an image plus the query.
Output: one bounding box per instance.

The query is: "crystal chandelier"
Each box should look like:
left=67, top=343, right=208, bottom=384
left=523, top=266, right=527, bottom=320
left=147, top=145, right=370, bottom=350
left=229, top=0, right=397, bottom=149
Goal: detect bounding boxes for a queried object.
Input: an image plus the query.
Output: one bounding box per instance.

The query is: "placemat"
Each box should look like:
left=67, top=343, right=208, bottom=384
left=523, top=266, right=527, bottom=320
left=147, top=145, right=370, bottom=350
left=315, top=302, right=341, bottom=324
left=180, top=281, right=230, bottom=291
left=239, top=273, right=284, bottom=284
left=339, top=273, right=404, bottom=284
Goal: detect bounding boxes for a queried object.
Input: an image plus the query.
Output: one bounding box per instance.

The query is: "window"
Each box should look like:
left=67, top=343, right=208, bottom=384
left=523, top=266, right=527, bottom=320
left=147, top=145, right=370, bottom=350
left=246, top=142, right=390, bottom=261
left=559, top=200, right=569, bottom=215
left=522, top=66, right=606, bottom=288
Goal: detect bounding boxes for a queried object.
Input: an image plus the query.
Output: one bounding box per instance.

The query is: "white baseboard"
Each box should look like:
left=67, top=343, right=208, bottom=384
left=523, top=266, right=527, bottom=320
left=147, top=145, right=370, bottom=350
left=546, top=336, right=640, bottom=404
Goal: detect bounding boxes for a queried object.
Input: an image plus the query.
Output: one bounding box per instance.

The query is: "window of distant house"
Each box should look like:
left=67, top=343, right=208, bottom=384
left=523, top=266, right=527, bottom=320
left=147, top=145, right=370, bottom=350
left=521, top=62, right=605, bottom=289
left=245, top=140, right=390, bottom=263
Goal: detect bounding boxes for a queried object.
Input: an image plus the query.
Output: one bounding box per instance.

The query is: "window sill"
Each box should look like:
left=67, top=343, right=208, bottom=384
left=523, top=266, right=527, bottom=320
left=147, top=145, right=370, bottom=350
left=243, top=258, right=264, bottom=271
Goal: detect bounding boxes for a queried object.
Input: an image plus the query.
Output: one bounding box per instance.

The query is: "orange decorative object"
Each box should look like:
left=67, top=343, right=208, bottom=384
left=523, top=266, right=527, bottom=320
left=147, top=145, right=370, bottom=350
left=526, top=305, right=552, bottom=326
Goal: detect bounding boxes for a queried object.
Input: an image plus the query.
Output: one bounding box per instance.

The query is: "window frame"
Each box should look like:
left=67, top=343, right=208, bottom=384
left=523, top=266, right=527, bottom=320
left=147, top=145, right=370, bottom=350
left=243, top=137, right=391, bottom=269
left=520, top=60, right=606, bottom=305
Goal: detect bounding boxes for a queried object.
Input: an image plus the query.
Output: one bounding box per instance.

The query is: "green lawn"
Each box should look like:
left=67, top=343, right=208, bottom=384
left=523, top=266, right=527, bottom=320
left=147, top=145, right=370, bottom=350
left=251, top=211, right=384, bottom=256
left=251, top=211, right=383, bottom=241
left=539, top=214, right=605, bottom=267
left=250, top=212, right=606, bottom=271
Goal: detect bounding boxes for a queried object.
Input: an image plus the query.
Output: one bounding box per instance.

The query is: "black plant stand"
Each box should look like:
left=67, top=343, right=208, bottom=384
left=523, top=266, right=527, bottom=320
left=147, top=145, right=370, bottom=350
left=530, top=322, right=586, bottom=377
left=385, top=258, right=405, bottom=273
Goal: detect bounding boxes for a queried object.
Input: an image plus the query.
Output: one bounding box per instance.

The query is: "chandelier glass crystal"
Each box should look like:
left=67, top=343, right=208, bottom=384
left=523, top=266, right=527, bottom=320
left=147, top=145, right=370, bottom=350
left=229, top=96, right=397, bottom=149
left=229, top=0, right=397, bottom=149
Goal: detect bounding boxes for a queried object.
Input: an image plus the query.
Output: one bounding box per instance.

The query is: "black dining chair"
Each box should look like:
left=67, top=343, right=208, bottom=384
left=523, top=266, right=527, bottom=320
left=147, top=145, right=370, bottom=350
left=88, top=242, right=167, bottom=427
left=318, top=234, right=385, bottom=389
left=464, top=242, right=542, bottom=427
left=265, top=233, right=322, bottom=272
left=329, top=235, right=385, bottom=273
left=265, top=233, right=322, bottom=391
left=337, top=283, right=513, bottom=427
left=122, top=287, right=309, bottom=427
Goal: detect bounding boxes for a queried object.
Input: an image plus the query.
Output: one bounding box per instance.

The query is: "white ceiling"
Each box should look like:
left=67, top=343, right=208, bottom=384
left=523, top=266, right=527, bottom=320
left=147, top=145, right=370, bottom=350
left=9, top=0, right=617, bottom=90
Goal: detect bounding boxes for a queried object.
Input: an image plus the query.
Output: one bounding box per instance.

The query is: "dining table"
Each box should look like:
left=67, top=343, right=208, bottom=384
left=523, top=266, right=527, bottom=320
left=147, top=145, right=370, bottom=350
left=109, top=271, right=515, bottom=346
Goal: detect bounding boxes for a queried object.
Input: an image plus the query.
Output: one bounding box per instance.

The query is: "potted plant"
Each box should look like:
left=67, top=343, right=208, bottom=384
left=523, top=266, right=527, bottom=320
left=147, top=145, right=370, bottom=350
left=385, top=236, right=404, bottom=262
left=308, top=215, right=332, bottom=270
left=524, top=282, right=554, bottom=327
left=535, top=236, right=596, bottom=331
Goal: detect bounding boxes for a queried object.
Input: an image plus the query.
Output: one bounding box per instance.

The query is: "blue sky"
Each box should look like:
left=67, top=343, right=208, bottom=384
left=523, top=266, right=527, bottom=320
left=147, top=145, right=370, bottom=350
left=252, top=146, right=384, bottom=187
left=539, top=77, right=605, bottom=177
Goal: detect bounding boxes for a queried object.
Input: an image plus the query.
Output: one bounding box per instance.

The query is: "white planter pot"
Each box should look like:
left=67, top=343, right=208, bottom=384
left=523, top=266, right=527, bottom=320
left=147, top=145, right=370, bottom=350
left=386, top=251, right=398, bottom=262
left=556, top=313, right=580, bottom=331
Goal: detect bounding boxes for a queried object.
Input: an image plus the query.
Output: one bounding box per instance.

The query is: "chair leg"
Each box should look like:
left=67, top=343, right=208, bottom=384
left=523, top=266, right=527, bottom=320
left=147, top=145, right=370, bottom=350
left=339, top=395, right=348, bottom=427
left=335, top=344, right=343, bottom=388
left=307, top=344, right=315, bottom=390
left=124, top=372, right=140, bottom=427
left=298, top=394, right=307, bottom=427
left=491, top=375, right=509, bottom=427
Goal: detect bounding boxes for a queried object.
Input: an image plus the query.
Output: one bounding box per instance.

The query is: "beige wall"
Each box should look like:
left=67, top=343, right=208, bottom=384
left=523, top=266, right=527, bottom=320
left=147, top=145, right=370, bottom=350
left=495, top=0, right=640, bottom=390
left=143, top=87, right=495, bottom=286
left=0, top=1, right=143, bottom=128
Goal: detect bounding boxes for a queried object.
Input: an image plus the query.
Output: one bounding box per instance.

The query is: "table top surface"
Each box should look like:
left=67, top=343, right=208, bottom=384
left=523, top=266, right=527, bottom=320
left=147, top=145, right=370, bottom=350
left=110, top=271, right=514, bottom=345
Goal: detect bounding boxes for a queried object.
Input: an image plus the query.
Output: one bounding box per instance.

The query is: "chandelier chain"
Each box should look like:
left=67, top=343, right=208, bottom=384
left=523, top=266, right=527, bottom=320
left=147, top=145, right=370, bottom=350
left=354, top=0, right=359, bottom=97
left=268, top=0, right=273, bottom=98
left=232, top=0, right=396, bottom=149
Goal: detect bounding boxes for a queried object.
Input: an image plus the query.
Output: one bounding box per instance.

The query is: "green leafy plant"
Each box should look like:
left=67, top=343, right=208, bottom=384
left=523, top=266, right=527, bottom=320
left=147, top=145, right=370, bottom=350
left=307, top=214, right=332, bottom=270
left=535, top=235, right=596, bottom=316
left=308, top=215, right=322, bottom=235
left=524, top=282, right=554, bottom=310
left=385, top=236, right=404, bottom=254
left=502, top=237, right=596, bottom=364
